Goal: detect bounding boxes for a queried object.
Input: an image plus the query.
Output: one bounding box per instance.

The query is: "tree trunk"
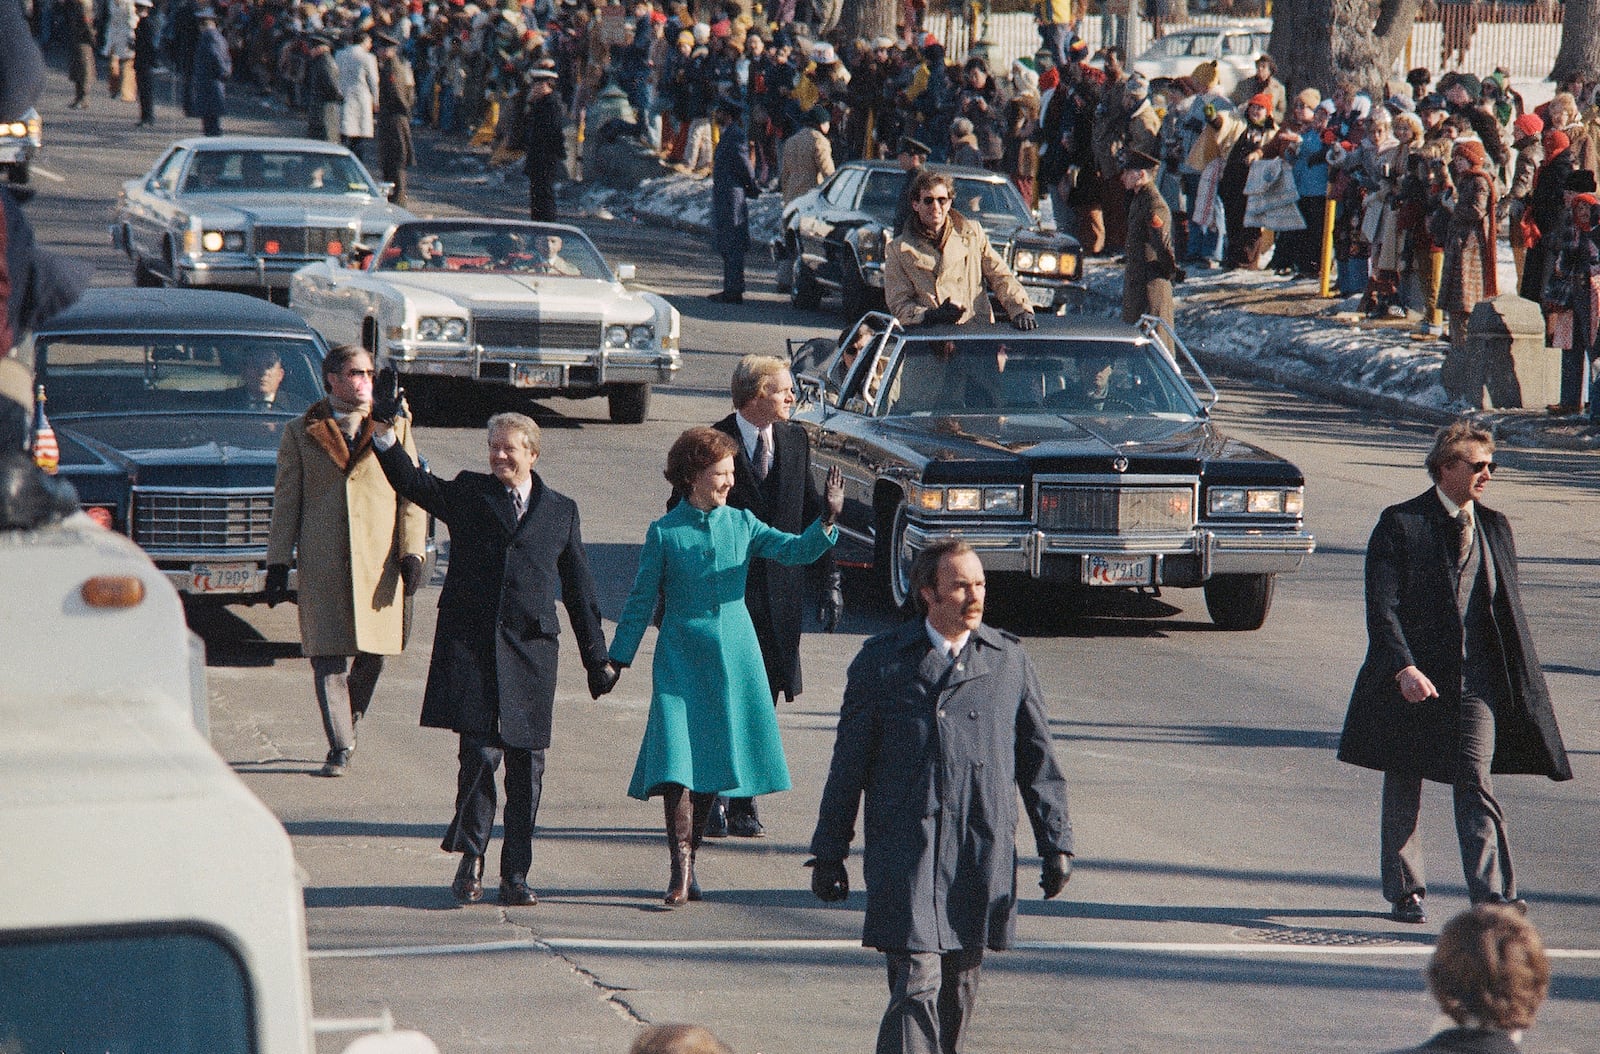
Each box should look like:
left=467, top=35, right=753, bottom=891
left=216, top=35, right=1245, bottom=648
left=1270, top=0, right=1422, bottom=99
left=836, top=0, right=899, bottom=39
left=1552, top=0, right=1600, bottom=85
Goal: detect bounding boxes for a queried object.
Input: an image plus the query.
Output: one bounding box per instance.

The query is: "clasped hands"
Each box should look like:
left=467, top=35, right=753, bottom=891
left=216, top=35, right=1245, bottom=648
left=589, top=660, right=623, bottom=700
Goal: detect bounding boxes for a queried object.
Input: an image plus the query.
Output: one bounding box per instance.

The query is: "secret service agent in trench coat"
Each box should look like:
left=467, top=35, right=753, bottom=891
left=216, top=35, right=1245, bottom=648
left=267, top=400, right=427, bottom=757
left=883, top=209, right=1033, bottom=327
left=810, top=619, right=1074, bottom=952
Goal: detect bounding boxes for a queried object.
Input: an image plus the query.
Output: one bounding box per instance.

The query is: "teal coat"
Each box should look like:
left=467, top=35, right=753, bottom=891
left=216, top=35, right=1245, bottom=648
left=610, top=501, right=836, bottom=801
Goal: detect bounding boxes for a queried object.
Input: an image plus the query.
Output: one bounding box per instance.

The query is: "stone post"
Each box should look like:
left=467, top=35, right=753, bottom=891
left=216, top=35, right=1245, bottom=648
left=1442, top=293, right=1559, bottom=409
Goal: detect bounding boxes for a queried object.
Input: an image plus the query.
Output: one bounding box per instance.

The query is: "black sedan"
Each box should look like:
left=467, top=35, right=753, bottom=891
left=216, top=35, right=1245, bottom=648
left=788, top=313, right=1315, bottom=629
left=33, top=289, right=337, bottom=606
left=780, top=160, right=1083, bottom=319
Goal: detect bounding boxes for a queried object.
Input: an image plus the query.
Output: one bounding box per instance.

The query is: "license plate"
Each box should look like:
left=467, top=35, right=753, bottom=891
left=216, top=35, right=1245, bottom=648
left=1082, top=554, right=1153, bottom=586
left=189, top=562, right=261, bottom=594
left=512, top=364, right=562, bottom=388
left=1025, top=285, right=1057, bottom=309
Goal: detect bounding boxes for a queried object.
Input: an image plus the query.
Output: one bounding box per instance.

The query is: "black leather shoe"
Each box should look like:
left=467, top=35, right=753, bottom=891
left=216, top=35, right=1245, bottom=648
left=707, top=291, right=743, bottom=304
left=1390, top=892, right=1426, bottom=924
left=318, top=748, right=352, bottom=777
left=1479, top=894, right=1529, bottom=915
left=726, top=812, right=766, bottom=838
left=702, top=798, right=729, bottom=838
left=500, top=876, right=537, bottom=906
left=452, top=854, right=484, bottom=904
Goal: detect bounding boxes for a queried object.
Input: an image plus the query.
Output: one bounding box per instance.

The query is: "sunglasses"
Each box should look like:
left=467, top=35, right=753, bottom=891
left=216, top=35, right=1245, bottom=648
left=1455, top=458, right=1497, bottom=474
left=919, top=195, right=952, bottom=205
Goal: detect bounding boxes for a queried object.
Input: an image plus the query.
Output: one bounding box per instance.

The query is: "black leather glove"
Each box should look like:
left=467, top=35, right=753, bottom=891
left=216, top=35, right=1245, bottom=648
left=818, top=567, right=844, bottom=632
left=1011, top=311, right=1038, bottom=331
left=400, top=553, right=425, bottom=596
left=807, top=858, right=849, bottom=902
left=588, top=661, right=621, bottom=700
left=264, top=564, right=290, bottom=608
left=370, top=365, right=405, bottom=425
left=922, top=299, right=965, bottom=326
left=1040, top=852, right=1072, bottom=899
left=1172, top=267, right=1187, bottom=284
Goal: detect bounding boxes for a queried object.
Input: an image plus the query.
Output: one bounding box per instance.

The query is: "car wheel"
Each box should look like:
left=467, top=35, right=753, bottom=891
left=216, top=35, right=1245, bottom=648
left=792, top=259, right=823, bottom=311
left=133, top=255, right=162, bottom=287
left=1203, top=573, right=1276, bottom=631
left=608, top=383, right=651, bottom=424
left=8, top=160, right=28, bottom=185
left=876, top=502, right=917, bottom=612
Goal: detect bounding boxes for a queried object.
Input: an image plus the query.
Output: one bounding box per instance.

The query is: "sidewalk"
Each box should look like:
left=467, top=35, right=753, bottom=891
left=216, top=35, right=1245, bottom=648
left=563, top=168, right=1600, bottom=452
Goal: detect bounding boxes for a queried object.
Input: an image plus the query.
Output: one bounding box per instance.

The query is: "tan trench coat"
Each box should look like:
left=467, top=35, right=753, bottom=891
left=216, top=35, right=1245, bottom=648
left=779, top=127, right=835, bottom=204
left=884, top=210, right=1033, bottom=326
left=267, top=401, right=427, bottom=656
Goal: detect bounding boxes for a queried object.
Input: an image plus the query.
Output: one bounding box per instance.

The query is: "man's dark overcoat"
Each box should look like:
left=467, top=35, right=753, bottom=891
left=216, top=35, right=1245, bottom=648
left=711, top=412, right=825, bottom=700
left=188, top=23, right=233, bottom=119
left=1338, top=490, right=1571, bottom=785
left=375, top=442, right=609, bottom=750
left=1384, top=1027, right=1522, bottom=1054
left=809, top=620, right=1074, bottom=953
left=711, top=118, right=760, bottom=255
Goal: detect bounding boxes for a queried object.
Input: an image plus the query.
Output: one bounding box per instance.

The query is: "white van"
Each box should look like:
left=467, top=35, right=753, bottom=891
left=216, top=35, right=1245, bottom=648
left=0, top=513, right=426, bottom=1054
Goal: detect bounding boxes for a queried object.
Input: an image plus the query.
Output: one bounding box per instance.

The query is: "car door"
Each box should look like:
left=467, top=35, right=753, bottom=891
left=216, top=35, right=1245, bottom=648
left=129, top=148, right=187, bottom=267
left=799, top=167, right=863, bottom=276
left=810, top=319, right=897, bottom=542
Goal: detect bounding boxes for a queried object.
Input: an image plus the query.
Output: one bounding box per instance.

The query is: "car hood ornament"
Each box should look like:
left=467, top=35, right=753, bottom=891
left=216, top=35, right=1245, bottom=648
left=1113, top=455, right=1129, bottom=473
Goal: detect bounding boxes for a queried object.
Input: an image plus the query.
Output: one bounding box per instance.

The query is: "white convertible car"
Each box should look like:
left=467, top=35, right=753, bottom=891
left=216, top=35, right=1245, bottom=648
left=289, top=218, right=681, bottom=423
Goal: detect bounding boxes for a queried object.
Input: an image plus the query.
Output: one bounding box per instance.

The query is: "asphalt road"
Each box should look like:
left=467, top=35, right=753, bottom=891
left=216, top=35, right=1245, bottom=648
left=21, top=60, right=1600, bottom=1054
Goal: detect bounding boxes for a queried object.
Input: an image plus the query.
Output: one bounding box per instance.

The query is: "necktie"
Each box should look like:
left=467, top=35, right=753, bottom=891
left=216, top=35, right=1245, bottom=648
left=510, top=488, right=525, bottom=520
left=753, top=429, right=772, bottom=481
left=1457, top=507, right=1474, bottom=566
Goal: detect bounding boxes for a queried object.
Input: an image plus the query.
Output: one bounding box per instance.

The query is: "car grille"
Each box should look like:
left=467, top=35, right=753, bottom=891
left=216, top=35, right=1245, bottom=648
left=253, top=225, right=349, bottom=256
left=131, top=488, right=274, bottom=551
left=1036, top=485, right=1194, bottom=534
left=474, top=316, right=602, bottom=350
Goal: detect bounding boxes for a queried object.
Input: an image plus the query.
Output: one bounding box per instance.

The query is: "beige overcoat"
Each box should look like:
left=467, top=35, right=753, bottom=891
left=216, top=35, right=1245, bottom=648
left=884, top=210, right=1032, bottom=326
left=779, top=127, right=835, bottom=203
left=267, top=401, right=426, bottom=656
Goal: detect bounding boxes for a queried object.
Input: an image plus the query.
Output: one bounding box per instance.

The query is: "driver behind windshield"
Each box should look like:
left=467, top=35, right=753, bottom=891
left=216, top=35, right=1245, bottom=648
left=532, top=234, right=581, bottom=276
left=396, top=231, right=448, bottom=270
left=236, top=346, right=286, bottom=409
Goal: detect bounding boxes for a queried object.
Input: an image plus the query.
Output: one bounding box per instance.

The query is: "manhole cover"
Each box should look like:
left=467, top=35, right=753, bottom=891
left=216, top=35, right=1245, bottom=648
left=1235, top=927, right=1409, bottom=947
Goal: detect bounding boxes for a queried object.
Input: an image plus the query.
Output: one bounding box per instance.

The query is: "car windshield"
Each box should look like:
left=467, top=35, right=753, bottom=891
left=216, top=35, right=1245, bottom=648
left=880, top=338, right=1200, bottom=417
left=182, top=149, right=375, bottom=195
left=858, top=172, right=1031, bottom=230
left=376, top=223, right=613, bottom=278
left=37, top=334, right=324, bottom=416
left=1138, top=33, right=1214, bottom=59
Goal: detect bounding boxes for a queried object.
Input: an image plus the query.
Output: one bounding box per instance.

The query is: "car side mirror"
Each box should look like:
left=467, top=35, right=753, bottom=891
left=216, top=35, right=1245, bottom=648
left=379, top=181, right=396, bottom=199
left=616, top=263, right=637, bottom=282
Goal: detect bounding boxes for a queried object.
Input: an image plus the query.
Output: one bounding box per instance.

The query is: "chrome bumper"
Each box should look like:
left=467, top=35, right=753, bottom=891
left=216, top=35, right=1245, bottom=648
left=900, top=520, right=1315, bottom=583
left=390, top=342, right=681, bottom=388
left=177, top=257, right=324, bottom=290
left=0, top=142, right=34, bottom=165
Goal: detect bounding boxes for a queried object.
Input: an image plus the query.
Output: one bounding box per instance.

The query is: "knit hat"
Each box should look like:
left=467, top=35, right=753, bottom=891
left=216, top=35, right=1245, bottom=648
left=1068, top=36, right=1088, bottom=60
left=1544, top=129, right=1570, bottom=156
left=691, top=20, right=709, bottom=43
left=1452, top=139, right=1487, bottom=167
left=810, top=41, right=836, bottom=64
left=1406, top=67, right=1432, bottom=88
left=1454, top=74, right=1482, bottom=101
left=1247, top=92, right=1273, bottom=111
left=1386, top=94, right=1414, bottom=114
left=1296, top=87, right=1321, bottom=109
left=1418, top=92, right=1448, bottom=112
left=709, top=18, right=730, bottom=38
left=1513, top=112, right=1543, bottom=139
left=1348, top=93, right=1372, bottom=119
left=806, top=105, right=830, bottom=127
left=1189, top=60, right=1218, bottom=90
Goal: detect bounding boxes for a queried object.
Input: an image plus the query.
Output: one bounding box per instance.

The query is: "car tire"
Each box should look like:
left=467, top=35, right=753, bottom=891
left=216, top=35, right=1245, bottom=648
left=792, top=259, right=823, bottom=311
left=876, top=501, right=916, bottom=612
left=608, top=383, right=651, bottom=424
left=1203, top=573, right=1275, bottom=631
left=133, top=255, right=163, bottom=287
left=8, top=160, right=29, bottom=186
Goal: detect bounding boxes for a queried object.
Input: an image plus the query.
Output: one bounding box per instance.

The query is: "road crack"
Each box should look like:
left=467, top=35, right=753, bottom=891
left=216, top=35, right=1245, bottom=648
left=500, top=913, right=650, bottom=1025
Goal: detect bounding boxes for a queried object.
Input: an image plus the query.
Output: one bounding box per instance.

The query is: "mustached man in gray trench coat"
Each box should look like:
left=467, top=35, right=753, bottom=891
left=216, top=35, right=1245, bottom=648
left=1339, top=422, right=1570, bottom=926
left=809, top=539, right=1073, bottom=1054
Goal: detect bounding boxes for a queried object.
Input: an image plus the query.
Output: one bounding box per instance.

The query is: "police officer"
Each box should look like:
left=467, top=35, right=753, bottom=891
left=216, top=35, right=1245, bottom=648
left=132, top=0, right=159, bottom=126
left=374, top=31, right=415, bottom=206
left=303, top=32, right=345, bottom=143
left=521, top=67, right=565, bottom=223
left=1119, top=148, right=1178, bottom=329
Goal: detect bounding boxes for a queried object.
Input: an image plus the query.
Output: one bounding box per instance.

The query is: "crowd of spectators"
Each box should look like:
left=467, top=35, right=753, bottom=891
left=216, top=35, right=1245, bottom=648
left=28, top=0, right=1600, bottom=414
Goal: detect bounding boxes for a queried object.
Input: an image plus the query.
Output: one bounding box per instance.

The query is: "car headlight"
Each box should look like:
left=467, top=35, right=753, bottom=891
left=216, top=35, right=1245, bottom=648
left=909, top=483, right=1022, bottom=514
left=1015, top=249, right=1036, bottom=271
left=628, top=324, right=655, bottom=349
left=605, top=325, right=630, bottom=348
left=417, top=317, right=442, bottom=340
left=1057, top=252, right=1079, bottom=277
left=984, top=486, right=1022, bottom=513
left=1, top=121, right=25, bottom=137
left=441, top=318, right=467, bottom=342
left=1208, top=487, right=1304, bottom=516
left=908, top=481, right=943, bottom=512
left=200, top=231, right=244, bottom=252
left=416, top=317, right=468, bottom=342
left=1038, top=253, right=1058, bottom=273
left=945, top=487, right=982, bottom=512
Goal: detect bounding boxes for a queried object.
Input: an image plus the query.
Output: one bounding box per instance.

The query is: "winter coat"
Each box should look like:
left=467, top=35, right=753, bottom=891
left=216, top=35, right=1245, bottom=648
left=266, top=402, right=427, bottom=657
left=956, top=80, right=1008, bottom=163
left=373, top=442, right=610, bottom=751
left=304, top=50, right=344, bottom=142
left=336, top=44, right=379, bottom=139
left=1439, top=169, right=1498, bottom=314
left=1338, top=490, right=1571, bottom=785
left=1243, top=157, right=1306, bottom=232
left=188, top=24, right=233, bottom=119
left=102, top=0, right=137, bottom=59
left=609, top=502, right=836, bottom=800
left=376, top=55, right=416, bottom=169
left=884, top=210, right=1032, bottom=326
left=809, top=619, right=1074, bottom=953
left=1123, top=180, right=1176, bottom=327
left=711, top=119, right=760, bottom=255
left=779, top=126, right=834, bottom=203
